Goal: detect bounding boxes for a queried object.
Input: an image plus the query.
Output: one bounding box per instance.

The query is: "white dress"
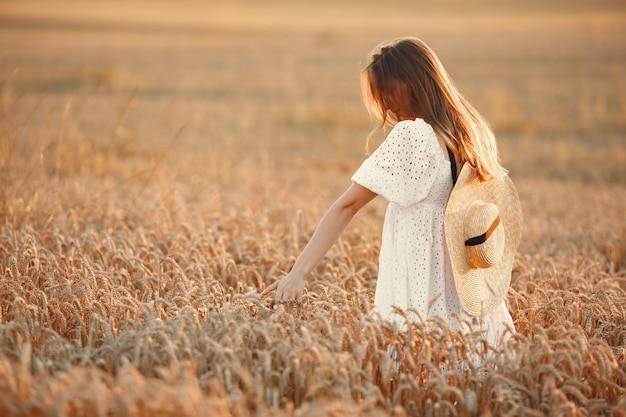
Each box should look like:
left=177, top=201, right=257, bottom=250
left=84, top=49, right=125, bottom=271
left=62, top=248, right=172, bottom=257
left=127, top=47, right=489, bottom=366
left=352, top=118, right=515, bottom=347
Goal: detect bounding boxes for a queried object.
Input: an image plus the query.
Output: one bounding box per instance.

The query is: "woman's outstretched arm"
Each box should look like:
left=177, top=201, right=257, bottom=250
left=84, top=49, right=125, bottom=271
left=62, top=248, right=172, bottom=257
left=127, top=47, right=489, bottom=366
left=261, top=182, right=377, bottom=303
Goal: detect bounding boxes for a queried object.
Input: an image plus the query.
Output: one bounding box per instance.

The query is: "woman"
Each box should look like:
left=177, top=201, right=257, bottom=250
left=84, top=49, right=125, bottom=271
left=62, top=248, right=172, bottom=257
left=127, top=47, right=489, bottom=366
left=261, top=37, right=516, bottom=346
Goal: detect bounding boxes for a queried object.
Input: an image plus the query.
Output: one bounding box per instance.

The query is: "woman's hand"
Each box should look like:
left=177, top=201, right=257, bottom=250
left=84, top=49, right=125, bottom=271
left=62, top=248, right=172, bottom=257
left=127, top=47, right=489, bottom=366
left=260, top=183, right=377, bottom=308
left=261, top=272, right=305, bottom=306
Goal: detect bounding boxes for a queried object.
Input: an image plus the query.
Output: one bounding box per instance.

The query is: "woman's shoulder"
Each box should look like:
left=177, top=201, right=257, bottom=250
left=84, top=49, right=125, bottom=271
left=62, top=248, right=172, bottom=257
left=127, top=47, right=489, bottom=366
left=388, top=118, right=438, bottom=148
left=392, top=118, right=435, bottom=135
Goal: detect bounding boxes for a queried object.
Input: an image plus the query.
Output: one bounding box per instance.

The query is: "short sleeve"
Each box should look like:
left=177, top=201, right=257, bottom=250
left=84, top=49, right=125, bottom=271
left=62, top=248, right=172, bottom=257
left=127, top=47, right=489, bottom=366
left=352, top=119, right=442, bottom=207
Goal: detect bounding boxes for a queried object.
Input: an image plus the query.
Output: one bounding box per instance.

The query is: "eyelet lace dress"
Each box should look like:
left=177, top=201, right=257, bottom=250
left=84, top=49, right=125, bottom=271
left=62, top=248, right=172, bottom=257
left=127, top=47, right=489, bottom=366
left=351, top=118, right=515, bottom=347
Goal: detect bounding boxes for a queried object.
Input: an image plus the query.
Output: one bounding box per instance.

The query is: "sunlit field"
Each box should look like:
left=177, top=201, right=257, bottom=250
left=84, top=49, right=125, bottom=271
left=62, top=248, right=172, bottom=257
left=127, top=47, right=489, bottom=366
left=1, top=0, right=625, bottom=415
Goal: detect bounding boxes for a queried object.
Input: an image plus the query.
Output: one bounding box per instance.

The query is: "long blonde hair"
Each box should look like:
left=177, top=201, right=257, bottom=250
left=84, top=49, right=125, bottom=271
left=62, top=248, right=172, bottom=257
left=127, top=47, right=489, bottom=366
left=361, top=37, right=507, bottom=181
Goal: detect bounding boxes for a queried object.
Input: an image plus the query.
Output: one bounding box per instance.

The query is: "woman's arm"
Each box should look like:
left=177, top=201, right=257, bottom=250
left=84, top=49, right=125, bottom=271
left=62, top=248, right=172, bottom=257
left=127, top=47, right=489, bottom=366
left=261, top=182, right=377, bottom=302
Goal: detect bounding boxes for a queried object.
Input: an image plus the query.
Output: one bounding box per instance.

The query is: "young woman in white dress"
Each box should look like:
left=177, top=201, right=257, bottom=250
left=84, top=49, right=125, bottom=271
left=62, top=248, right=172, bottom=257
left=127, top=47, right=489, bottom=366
left=261, top=37, right=515, bottom=347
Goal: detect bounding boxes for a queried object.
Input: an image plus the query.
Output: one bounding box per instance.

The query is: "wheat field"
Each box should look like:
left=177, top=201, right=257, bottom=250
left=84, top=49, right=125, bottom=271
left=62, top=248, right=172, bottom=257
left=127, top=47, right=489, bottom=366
left=1, top=0, right=625, bottom=416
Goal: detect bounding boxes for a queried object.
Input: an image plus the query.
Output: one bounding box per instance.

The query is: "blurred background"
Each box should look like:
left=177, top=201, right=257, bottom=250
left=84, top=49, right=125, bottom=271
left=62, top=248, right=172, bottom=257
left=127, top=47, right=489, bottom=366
left=1, top=0, right=625, bottom=185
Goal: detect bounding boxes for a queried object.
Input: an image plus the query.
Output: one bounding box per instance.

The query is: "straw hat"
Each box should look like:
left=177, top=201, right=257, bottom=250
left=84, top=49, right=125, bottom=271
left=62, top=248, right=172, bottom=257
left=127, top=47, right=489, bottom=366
left=444, top=163, right=523, bottom=316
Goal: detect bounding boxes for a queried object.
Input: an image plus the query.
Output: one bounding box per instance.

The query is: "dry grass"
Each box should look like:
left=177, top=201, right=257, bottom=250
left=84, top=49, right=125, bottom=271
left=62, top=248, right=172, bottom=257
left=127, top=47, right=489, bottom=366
left=1, top=0, right=625, bottom=416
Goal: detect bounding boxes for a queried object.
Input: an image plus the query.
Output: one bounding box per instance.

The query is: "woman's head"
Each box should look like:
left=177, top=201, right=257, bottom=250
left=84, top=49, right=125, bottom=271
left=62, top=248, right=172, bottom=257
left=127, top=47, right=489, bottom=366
left=361, top=37, right=446, bottom=124
left=361, top=37, right=507, bottom=181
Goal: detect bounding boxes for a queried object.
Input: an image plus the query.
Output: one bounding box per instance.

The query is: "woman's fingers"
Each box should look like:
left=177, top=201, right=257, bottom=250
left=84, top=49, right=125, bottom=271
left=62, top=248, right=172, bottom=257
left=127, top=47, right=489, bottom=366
left=276, top=280, right=302, bottom=302
left=260, top=281, right=278, bottom=296
left=261, top=274, right=304, bottom=305
left=261, top=277, right=303, bottom=314
left=276, top=290, right=300, bottom=302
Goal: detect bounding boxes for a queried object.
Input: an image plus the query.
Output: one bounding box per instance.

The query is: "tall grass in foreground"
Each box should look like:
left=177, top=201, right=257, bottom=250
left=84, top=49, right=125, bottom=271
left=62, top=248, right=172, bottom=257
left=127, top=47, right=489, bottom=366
left=0, top=147, right=625, bottom=416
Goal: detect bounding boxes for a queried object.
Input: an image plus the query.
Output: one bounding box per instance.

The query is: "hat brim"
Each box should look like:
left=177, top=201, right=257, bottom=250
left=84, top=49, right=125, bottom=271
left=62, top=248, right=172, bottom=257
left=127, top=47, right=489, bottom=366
left=444, top=164, right=523, bottom=316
